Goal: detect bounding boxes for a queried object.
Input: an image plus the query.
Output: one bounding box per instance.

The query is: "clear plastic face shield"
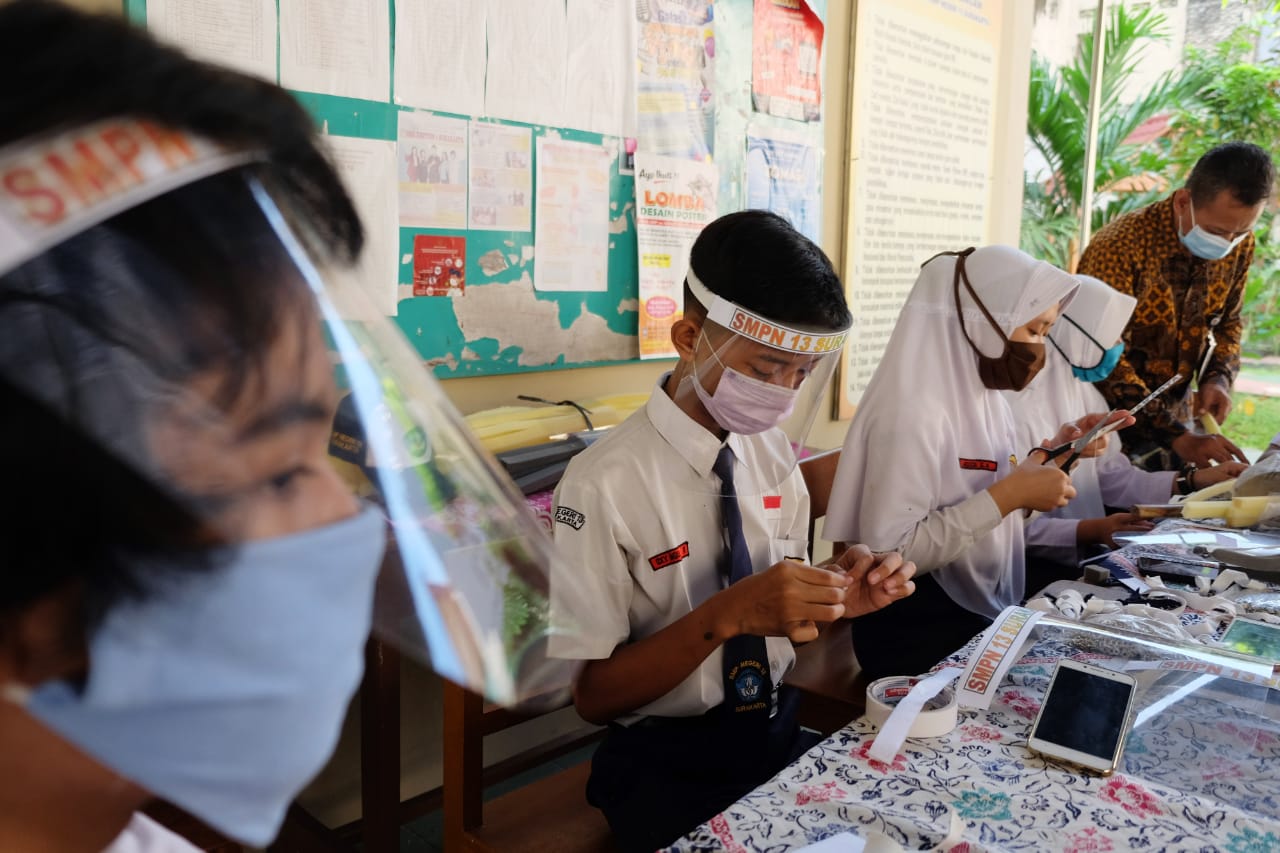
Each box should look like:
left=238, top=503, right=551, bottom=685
left=1007, top=611, right=1280, bottom=807
left=0, top=120, right=575, bottom=717
left=670, top=266, right=849, bottom=496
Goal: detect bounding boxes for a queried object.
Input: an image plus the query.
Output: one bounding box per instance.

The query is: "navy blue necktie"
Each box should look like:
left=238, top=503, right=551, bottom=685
left=713, top=446, right=773, bottom=717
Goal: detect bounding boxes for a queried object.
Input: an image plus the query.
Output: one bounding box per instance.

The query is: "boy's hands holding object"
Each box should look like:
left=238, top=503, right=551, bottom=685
left=828, top=544, right=917, bottom=619
left=716, top=559, right=852, bottom=644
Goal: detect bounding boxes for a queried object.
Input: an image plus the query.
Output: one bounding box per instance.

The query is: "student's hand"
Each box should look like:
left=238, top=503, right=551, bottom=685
left=1172, top=432, right=1249, bottom=467
left=1196, top=382, right=1233, bottom=425
left=1189, top=460, right=1249, bottom=489
left=989, top=456, right=1076, bottom=515
left=1043, top=411, right=1134, bottom=465
left=830, top=545, right=916, bottom=618
left=716, top=560, right=851, bottom=644
left=1077, top=512, right=1154, bottom=548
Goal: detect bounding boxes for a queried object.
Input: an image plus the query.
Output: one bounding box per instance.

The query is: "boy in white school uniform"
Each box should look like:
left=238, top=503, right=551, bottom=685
left=548, top=211, right=916, bottom=852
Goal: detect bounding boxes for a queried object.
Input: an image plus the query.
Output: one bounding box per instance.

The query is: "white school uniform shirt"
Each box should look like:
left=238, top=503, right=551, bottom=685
left=102, top=813, right=201, bottom=853
left=547, top=373, right=810, bottom=724
left=1005, top=275, right=1174, bottom=564
left=824, top=246, right=1079, bottom=619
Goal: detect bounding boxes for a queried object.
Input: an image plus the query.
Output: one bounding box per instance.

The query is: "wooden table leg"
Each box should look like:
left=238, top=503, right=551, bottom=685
left=361, top=637, right=401, bottom=853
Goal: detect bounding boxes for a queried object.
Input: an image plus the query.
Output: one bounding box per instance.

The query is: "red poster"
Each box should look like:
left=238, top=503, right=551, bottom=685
left=752, top=0, right=823, bottom=123
left=413, top=235, right=466, bottom=297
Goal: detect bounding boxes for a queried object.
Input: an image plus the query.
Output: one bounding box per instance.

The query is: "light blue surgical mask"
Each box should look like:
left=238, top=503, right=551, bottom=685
left=1050, top=315, right=1126, bottom=382
left=25, top=504, right=387, bottom=847
left=1179, top=200, right=1249, bottom=261
left=1071, top=340, right=1124, bottom=382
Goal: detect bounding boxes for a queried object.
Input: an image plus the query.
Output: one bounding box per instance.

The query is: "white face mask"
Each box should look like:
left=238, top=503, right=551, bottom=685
left=1179, top=200, right=1250, bottom=261
left=24, top=505, right=386, bottom=847
left=690, top=333, right=799, bottom=435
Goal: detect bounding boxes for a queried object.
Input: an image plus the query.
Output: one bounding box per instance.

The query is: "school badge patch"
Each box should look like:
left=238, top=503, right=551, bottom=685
left=554, top=506, right=586, bottom=530
left=648, top=541, right=690, bottom=571
left=728, top=659, right=769, bottom=713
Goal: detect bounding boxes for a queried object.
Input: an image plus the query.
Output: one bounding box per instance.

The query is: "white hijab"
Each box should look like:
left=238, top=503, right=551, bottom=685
left=1005, top=275, right=1137, bottom=520
left=826, top=246, right=1079, bottom=617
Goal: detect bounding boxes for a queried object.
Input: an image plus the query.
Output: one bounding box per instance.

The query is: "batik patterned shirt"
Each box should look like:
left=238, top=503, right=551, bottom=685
left=1078, top=195, right=1254, bottom=448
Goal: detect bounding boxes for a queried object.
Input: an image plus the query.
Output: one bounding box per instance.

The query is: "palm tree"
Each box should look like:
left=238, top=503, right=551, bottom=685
left=1022, top=5, right=1209, bottom=270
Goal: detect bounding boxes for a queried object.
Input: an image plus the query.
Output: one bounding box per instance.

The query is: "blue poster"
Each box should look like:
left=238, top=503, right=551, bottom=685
left=745, top=133, right=821, bottom=242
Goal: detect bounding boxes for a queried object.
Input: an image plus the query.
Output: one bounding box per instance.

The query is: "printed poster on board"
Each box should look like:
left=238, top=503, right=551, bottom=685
left=397, top=112, right=467, bottom=229
left=745, top=129, right=821, bottom=242
left=635, top=153, right=718, bottom=359
left=413, top=235, right=466, bottom=297
left=636, top=0, right=715, bottom=161
left=751, top=0, right=823, bottom=122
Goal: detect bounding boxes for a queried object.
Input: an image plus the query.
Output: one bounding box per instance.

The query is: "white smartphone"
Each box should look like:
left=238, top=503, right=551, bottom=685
left=1027, top=659, right=1137, bottom=776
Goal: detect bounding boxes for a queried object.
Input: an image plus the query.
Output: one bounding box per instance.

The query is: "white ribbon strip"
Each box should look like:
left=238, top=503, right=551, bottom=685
left=1121, top=658, right=1280, bottom=690
left=0, top=119, right=253, bottom=277
left=956, top=606, right=1044, bottom=710
left=685, top=265, right=849, bottom=355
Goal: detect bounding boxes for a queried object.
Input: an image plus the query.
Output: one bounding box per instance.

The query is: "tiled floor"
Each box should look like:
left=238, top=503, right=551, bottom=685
left=397, top=743, right=599, bottom=851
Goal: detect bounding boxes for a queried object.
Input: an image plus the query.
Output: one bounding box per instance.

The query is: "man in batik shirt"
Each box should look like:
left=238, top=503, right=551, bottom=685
left=1079, top=142, right=1273, bottom=471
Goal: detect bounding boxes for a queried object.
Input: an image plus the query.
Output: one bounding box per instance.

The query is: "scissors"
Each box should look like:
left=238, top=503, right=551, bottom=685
left=1036, top=373, right=1183, bottom=469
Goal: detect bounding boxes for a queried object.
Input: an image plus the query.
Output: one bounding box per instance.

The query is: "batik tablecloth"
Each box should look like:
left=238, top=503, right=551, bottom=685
left=669, top=635, right=1280, bottom=852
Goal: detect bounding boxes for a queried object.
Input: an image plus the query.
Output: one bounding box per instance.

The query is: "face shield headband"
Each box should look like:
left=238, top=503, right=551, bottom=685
left=684, top=265, right=851, bottom=358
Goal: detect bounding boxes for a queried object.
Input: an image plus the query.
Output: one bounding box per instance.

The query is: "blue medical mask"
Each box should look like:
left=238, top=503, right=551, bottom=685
left=24, top=504, right=386, bottom=846
left=1050, top=315, right=1125, bottom=382
left=1071, top=341, right=1124, bottom=382
left=1179, top=200, right=1249, bottom=261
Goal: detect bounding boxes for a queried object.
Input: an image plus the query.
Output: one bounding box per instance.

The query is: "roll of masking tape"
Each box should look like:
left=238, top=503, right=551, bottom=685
left=865, top=676, right=959, bottom=738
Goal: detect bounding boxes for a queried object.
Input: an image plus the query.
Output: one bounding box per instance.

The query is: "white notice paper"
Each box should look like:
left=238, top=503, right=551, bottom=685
left=534, top=137, right=611, bottom=292
left=469, top=122, right=533, bottom=232
left=325, top=135, right=399, bottom=317
left=148, top=0, right=277, bottom=81
left=485, top=0, right=568, bottom=127
left=394, top=0, right=487, bottom=116
left=843, top=0, right=997, bottom=405
left=280, top=0, right=391, bottom=102
left=565, top=0, right=637, bottom=135
left=397, top=112, right=468, bottom=229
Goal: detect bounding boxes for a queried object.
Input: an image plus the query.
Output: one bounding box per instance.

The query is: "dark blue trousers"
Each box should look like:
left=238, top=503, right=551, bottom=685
left=586, top=686, right=819, bottom=853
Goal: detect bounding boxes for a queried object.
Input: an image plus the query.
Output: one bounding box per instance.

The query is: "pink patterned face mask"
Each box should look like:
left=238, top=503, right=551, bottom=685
left=691, top=333, right=798, bottom=435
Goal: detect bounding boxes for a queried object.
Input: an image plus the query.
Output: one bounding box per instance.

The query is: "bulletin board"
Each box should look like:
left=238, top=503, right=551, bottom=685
left=125, top=0, right=828, bottom=381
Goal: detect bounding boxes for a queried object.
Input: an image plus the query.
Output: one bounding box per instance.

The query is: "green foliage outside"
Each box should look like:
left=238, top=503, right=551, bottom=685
left=1023, top=6, right=1207, bottom=267
left=1022, top=6, right=1280, bottom=353
left=1223, top=392, right=1280, bottom=452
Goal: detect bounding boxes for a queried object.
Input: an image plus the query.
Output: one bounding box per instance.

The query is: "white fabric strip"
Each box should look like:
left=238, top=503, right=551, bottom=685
left=1121, top=658, right=1280, bottom=690
left=685, top=264, right=849, bottom=355
left=0, top=119, right=254, bottom=277
left=956, top=606, right=1044, bottom=709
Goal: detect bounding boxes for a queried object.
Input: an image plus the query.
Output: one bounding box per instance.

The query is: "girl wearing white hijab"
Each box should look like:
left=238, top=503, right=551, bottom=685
left=1006, top=275, right=1245, bottom=579
left=825, top=246, right=1106, bottom=679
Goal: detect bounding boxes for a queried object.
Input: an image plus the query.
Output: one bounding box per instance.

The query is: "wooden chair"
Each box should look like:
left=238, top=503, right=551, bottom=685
left=442, top=679, right=614, bottom=852
left=788, top=448, right=870, bottom=735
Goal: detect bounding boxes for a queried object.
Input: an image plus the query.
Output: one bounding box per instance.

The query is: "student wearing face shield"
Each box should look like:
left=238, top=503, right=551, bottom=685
left=0, top=3, right=563, bottom=850
left=1079, top=142, right=1273, bottom=471
left=825, top=247, right=1125, bottom=681
left=1005, top=275, right=1246, bottom=585
left=547, top=211, right=917, bottom=852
